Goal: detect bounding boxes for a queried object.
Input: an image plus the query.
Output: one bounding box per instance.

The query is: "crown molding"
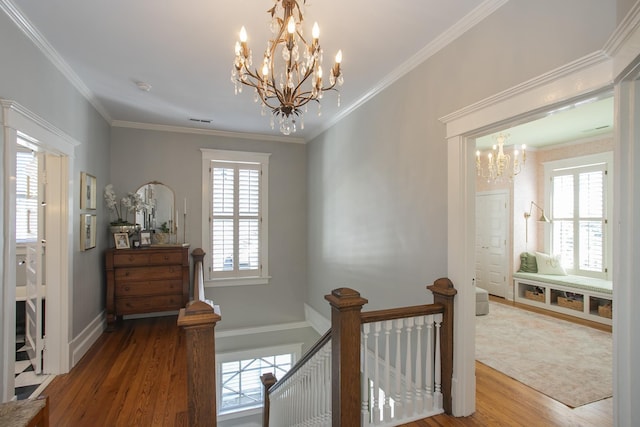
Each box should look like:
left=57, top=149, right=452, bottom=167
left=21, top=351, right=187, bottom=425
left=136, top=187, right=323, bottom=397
left=111, top=120, right=305, bottom=144
left=603, top=0, right=640, bottom=57
left=0, top=0, right=112, bottom=123
left=308, top=0, right=510, bottom=141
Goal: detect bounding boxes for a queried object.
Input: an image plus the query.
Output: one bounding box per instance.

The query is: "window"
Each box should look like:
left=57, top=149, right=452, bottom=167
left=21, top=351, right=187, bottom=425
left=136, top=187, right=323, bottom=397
left=217, top=345, right=299, bottom=418
left=16, top=148, right=38, bottom=243
left=202, top=149, right=270, bottom=286
left=545, top=152, right=612, bottom=279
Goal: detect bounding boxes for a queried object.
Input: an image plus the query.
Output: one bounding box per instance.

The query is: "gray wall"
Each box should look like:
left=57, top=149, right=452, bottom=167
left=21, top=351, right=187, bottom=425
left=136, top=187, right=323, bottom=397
left=0, top=11, right=111, bottom=340
left=110, top=127, right=307, bottom=330
left=306, top=0, right=617, bottom=317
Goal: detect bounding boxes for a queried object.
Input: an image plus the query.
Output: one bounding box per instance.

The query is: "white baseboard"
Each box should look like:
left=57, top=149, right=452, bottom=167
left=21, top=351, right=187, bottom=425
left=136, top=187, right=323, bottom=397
left=70, top=310, right=105, bottom=367
left=216, top=320, right=310, bottom=339
left=304, top=303, right=330, bottom=335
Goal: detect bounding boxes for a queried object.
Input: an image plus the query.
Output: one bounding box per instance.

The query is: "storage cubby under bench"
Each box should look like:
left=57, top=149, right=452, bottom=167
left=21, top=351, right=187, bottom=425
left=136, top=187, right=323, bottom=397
left=513, top=272, right=612, bottom=326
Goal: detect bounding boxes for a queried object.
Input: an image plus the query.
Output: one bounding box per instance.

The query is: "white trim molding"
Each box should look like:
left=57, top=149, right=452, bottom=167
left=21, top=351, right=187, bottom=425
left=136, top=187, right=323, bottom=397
left=70, top=311, right=106, bottom=367
left=216, top=321, right=310, bottom=339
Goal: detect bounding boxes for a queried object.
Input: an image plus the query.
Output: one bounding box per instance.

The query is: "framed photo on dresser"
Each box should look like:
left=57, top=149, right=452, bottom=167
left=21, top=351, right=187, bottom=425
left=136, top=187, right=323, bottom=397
left=114, top=232, right=130, bottom=249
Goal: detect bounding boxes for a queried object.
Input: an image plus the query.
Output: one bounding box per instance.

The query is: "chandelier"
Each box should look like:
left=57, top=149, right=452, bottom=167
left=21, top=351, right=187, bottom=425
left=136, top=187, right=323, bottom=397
left=232, top=0, right=343, bottom=135
left=475, top=133, right=526, bottom=182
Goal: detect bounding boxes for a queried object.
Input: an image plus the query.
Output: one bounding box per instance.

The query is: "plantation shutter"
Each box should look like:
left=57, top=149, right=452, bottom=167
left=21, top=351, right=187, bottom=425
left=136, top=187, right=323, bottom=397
left=550, top=164, right=605, bottom=275
left=211, top=161, right=261, bottom=277
left=16, top=150, right=39, bottom=243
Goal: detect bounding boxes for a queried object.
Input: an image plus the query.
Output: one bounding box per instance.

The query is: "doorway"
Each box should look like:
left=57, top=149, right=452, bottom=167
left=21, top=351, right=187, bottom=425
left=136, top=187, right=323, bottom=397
left=2, top=100, right=74, bottom=402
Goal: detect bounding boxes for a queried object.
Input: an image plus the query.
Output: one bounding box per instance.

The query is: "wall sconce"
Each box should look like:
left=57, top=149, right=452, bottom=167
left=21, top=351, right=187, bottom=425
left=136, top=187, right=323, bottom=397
left=524, top=201, right=550, bottom=243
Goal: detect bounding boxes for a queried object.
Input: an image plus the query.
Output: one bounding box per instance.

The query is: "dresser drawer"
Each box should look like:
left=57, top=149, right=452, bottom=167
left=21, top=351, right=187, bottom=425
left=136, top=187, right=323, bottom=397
left=150, top=251, right=184, bottom=265
left=115, top=280, right=183, bottom=297
left=112, top=253, right=151, bottom=267
left=115, top=265, right=183, bottom=281
left=116, top=295, right=184, bottom=314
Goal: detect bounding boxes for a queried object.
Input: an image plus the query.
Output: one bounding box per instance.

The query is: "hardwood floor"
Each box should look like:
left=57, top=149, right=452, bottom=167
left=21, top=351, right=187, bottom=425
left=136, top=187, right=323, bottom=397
left=41, top=312, right=612, bottom=426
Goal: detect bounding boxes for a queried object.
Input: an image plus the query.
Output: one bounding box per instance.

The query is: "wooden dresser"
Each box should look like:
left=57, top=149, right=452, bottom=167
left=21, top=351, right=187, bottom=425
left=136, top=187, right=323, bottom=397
left=105, top=246, right=189, bottom=329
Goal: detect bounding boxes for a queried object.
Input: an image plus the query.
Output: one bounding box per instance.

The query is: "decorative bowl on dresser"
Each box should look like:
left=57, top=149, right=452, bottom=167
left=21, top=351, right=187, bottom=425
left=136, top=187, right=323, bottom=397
left=105, top=246, right=189, bottom=330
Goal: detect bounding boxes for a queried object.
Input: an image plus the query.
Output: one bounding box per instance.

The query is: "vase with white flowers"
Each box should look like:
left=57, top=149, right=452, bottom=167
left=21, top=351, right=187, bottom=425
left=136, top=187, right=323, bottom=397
left=104, top=184, right=144, bottom=235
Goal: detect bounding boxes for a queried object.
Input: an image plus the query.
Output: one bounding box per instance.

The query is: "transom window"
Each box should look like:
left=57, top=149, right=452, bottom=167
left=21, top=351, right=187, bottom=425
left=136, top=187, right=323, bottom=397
left=545, top=152, right=612, bottom=279
left=202, top=149, right=270, bottom=286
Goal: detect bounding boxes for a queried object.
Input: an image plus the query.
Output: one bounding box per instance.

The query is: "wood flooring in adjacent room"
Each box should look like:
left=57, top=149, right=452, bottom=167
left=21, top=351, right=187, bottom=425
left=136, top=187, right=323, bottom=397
left=41, top=314, right=612, bottom=427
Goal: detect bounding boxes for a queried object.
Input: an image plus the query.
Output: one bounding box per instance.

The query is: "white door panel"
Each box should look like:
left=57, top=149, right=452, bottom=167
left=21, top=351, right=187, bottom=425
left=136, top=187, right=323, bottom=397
left=476, top=191, right=509, bottom=297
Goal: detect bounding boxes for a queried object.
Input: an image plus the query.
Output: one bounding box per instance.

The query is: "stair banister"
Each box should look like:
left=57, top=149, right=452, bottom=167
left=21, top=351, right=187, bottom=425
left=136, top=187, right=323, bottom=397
left=177, top=248, right=221, bottom=427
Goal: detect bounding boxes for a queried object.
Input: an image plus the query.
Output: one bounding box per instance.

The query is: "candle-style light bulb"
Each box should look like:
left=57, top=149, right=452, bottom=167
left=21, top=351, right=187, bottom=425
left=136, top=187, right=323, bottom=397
left=335, top=49, right=342, bottom=64
left=287, top=16, right=296, bottom=34
left=239, top=26, right=247, bottom=43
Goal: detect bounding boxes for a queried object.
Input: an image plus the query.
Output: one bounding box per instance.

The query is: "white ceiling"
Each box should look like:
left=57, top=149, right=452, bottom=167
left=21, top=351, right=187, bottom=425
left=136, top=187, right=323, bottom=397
left=475, top=94, right=614, bottom=150
left=3, top=0, right=613, bottom=143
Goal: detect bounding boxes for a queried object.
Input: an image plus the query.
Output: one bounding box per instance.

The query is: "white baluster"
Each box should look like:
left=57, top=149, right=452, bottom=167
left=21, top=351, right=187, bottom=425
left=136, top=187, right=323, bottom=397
left=404, top=317, right=414, bottom=417
left=425, top=314, right=434, bottom=411
left=394, top=318, right=404, bottom=419
left=383, top=320, right=393, bottom=422
left=324, top=343, right=332, bottom=426
left=434, top=315, right=443, bottom=410
left=414, top=316, right=424, bottom=414
left=373, top=321, right=382, bottom=424
left=362, top=323, right=371, bottom=426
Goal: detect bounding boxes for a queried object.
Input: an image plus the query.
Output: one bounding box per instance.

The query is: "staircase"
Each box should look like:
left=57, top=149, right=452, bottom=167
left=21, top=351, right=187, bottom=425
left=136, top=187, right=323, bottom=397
left=179, top=249, right=456, bottom=426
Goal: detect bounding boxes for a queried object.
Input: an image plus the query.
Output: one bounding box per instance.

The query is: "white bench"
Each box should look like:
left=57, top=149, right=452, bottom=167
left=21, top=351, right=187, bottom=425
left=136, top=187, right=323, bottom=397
left=513, top=272, right=612, bottom=325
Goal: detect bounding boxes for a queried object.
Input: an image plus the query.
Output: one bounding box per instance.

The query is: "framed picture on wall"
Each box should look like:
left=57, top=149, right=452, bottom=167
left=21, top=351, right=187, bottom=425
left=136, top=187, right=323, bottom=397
left=80, top=214, right=96, bottom=251
left=80, top=172, right=97, bottom=209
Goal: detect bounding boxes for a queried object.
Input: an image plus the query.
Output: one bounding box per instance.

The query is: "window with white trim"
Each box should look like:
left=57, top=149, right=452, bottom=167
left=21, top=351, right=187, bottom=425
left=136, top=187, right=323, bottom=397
left=545, top=152, right=612, bottom=279
left=216, top=344, right=299, bottom=418
left=16, top=147, right=38, bottom=244
left=202, top=149, right=270, bottom=286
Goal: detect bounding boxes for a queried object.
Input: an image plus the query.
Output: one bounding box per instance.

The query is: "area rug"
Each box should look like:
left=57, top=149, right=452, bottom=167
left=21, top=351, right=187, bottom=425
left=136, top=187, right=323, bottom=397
left=475, top=301, right=612, bottom=408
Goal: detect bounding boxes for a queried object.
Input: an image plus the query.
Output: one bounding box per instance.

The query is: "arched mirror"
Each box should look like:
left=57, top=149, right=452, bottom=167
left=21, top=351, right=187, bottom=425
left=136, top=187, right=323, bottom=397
left=135, top=181, right=175, bottom=234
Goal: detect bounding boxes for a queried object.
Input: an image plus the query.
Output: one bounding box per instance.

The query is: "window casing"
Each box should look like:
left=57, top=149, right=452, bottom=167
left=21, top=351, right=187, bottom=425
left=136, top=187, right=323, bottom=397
left=202, top=149, right=270, bottom=286
left=544, top=152, right=612, bottom=279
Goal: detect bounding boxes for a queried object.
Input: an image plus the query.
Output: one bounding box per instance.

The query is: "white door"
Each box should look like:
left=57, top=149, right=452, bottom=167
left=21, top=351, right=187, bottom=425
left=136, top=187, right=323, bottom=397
left=475, top=191, right=509, bottom=297
left=24, top=151, right=45, bottom=374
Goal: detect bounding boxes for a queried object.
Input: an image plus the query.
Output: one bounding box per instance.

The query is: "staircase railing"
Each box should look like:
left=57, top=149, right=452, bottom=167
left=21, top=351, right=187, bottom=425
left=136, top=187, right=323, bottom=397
left=177, top=248, right=221, bottom=427
left=261, top=278, right=456, bottom=426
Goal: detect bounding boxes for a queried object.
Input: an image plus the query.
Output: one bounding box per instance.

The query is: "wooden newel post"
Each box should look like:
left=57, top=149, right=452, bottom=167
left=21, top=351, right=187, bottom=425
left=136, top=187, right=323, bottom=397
left=177, top=300, right=221, bottom=427
left=324, top=288, right=368, bottom=426
left=260, top=373, right=277, bottom=427
left=427, top=277, right=457, bottom=415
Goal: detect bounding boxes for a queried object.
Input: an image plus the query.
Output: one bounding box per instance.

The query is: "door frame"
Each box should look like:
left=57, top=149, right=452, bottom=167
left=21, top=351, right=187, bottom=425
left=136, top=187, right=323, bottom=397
left=1, top=100, right=77, bottom=401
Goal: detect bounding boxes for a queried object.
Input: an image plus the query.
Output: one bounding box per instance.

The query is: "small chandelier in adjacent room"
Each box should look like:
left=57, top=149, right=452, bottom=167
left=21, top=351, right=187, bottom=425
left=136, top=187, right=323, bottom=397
left=232, top=0, right=344, bottom=135
left=475, top=133, right=526, bottom=182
